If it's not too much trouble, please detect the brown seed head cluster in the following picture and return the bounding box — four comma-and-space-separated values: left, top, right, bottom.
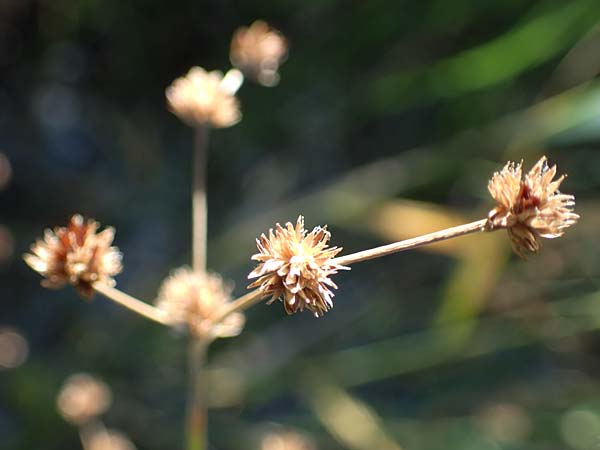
248, 216, 348, 317
486, 156, 579, 257
230, 20, 288, 87
56, 373, 112, 425
155, 267, 245, 339
24, 215, 122, 298
166, 66, 241, 128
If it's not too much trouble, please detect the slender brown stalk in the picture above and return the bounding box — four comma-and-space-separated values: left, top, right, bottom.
193, 125, 210, 272
211, 289, 264, 325
186, 339, 209, 450
92, 282, 170, 325
331, 219, 488, 266
188, 125, 211, 450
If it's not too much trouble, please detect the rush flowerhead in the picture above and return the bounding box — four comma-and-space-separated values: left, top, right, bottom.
155, 267, 245, 339
230, 20, 288, 87
24, 215, 122, 298
486, 156, 579, 257
248, 216, 348, 317
166, 66, 241, 128
56, 373, 112, 425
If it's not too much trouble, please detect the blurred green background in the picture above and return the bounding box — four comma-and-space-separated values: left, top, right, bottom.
2, 0, 600, 449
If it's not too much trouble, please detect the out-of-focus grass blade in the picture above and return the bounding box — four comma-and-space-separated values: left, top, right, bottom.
301, 371, 404, 450
368, 1, 600, 111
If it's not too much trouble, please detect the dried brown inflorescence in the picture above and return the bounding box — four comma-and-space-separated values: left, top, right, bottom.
24, 215, 122, 298
230, 20, 288, 87
248, 216, 348, 317
56, 373, 112, 425
486, 156, 579, 257
155, 267, 245, 339
166, 66, 241, 128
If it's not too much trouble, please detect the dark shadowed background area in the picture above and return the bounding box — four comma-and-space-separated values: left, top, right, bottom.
2, 0, 600, 449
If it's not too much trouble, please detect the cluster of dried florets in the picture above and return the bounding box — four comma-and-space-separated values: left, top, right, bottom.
486, 156, 579, 257
155, 267, 245, 339
166, 20, 287, 129
230, 20, 288, 87
166, 67, 242, 128
23, 215, 122, 299
248, 216, 348, 317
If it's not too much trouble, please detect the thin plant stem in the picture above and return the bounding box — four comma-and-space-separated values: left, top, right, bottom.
188, 125, 211, 450
331, 218, 488, 266
210, 219, 490, 325
186, 339, 209, 450
211, 289, 264, 325
92, 282, 170, 325
193, 125, 210, 273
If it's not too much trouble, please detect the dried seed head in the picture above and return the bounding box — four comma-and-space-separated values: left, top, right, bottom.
88, 430, 137, 450
261, 429, 316, 450
56, 373, 112, 425
166, 66, 241, 128
248, 216, 348, 317
230, 20, 288, 87
155, 267, 245, 339
486, 156, 579, 257
23, 215, 122, 299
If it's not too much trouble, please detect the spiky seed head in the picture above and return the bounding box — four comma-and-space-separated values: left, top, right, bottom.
230, 20, 288, 87
23, 215, 122, 298
248, 216, 348, 317
166, 66, 241, 128
155, 267, 245, 339
486, 156, 579, 257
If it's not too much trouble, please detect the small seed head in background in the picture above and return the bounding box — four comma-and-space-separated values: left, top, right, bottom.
23, 215, 123, 298
56, 373, 112, 425
155, 267, 245, 339
486, 156, 579, 257
248, 216, 348, 317
166, 66, 241, 128
261, 429, 316, 450
230, 20, 288, 87
87, 429, 137, 450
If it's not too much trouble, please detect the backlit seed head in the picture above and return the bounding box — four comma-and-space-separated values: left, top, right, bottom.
166, 66, 241, 128
56, 373, 112, 425
24, 215, 122, 299
248, 216, 348, 317
486, 156, 579, 257
155, 267, 245, 339
230, 20, 288, 87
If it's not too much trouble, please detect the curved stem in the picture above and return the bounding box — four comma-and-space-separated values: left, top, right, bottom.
331, 219, 488, 266
211, 289, 264, 325
92, 283, 170, 325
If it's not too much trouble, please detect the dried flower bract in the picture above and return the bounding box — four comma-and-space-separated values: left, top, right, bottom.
155, 267, 245, 339
166, 66, 241, 128
24, 215, 122, 298
486, 156, 579, 257
56, 373, 112, 425
248, 216, 348, 317
230, 20, 288, 87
